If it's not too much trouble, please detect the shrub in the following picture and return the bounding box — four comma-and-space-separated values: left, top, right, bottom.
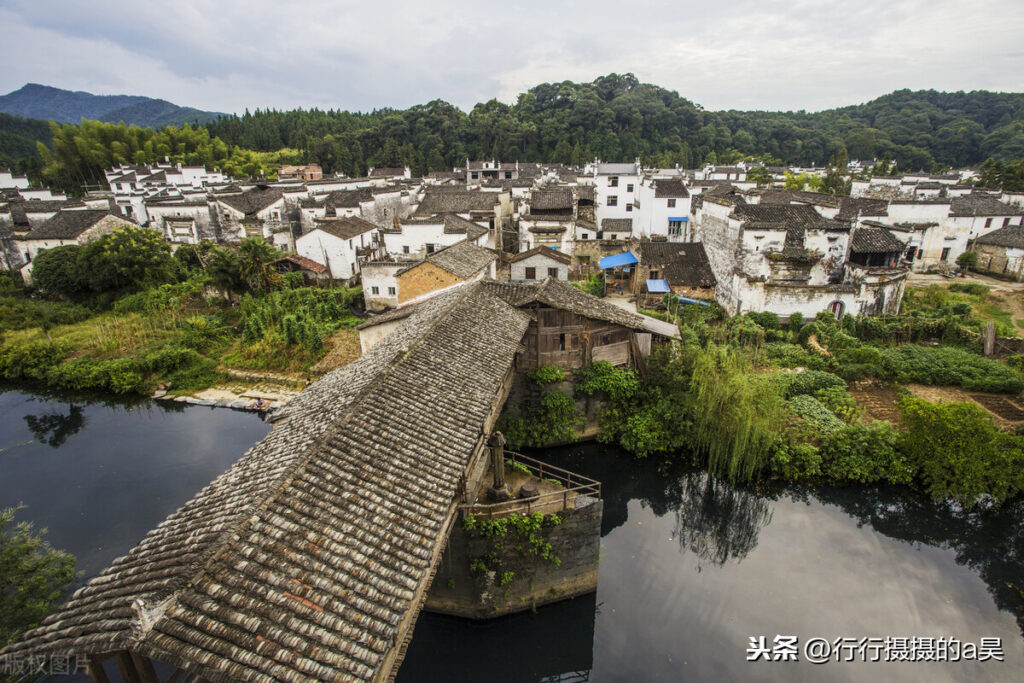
787, 312, 804, 332
787, 395, 845, 434
814, 385, 860, 423
948, 282, 989, 295
770, 441, 822, 481
0, 296, 93, 330
764, 342, 828, 370
880, 345, 1023, 393
574, 361, 639, 404
898, 396, 1024, 505
529, 365, 564, 386
820, 422, 912, 484
746, 311, 780, 330
783, 370, 846, 399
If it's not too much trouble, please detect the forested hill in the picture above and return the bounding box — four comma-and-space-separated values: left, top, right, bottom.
0, 83, 225, 127
4, 75, 1024, 190
201, 75, 1024, 175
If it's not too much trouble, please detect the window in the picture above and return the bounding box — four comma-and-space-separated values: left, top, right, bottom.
471, 172, 479, 180
558, 333, 566, 351
667, 198, 676, 208
985, 218, 993, 228
525, 266, 536, 280
626, 183, 634, 193
626, 204, 633, 212
580, 233, 589, 240
1004, 217, 1011, 227
388, 286, 396, 295
649, 270, 660, 280
828, 301, 845, 320
941, 247, 951, 261
402, 245, 410, 254
505, 171, 512, 179
426, 243, 435, 254
371, 286, 380, 295
609, 176, 619, 187
905, 246, 917, 261
608, 195, 618, 207
668, 219, 683, 237
548, 267, 559, 279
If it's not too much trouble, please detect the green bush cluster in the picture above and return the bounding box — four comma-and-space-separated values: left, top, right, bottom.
0, 340, 219, 395
878, 345, 1023, 393
787, 395, 846, 434
0, 295, 93, 331
529, 365, 565, 386
948, 282, 990, 295
570, 274, 605, 298
782, 370, 846, 399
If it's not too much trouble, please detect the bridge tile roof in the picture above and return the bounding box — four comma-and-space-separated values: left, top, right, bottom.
4, 284, 531, 683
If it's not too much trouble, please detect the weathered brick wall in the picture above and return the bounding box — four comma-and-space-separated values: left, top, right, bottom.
696, 209, 740, 312
397, 262, 461, 303
424, 497, 602, 618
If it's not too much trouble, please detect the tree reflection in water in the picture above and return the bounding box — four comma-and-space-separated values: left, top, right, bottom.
808, 483, 1024, 636
670, 470, 773, 567
23, 404, 86, 448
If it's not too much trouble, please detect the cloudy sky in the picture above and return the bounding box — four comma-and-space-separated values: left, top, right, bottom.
2, 0, 1022, 115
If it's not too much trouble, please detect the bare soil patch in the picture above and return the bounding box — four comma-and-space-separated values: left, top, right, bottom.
848, 382, 903, 423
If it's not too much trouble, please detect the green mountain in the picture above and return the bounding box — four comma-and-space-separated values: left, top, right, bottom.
0, 83, 225, 127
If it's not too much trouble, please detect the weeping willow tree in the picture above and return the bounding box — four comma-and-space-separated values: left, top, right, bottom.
688, 344, 787, 483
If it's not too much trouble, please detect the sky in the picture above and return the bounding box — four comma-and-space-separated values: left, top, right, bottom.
2, 0, 1023, 116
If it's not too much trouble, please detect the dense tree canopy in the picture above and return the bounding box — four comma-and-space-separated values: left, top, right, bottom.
6, 75, 1024, 192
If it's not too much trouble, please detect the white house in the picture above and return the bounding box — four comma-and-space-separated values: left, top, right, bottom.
214, 187, 290, 249
636, 178, 692, 241
18, 210, 135, 282
295, 216, 378, 281
381, 214, 489, 259
507, 246, 571, 282
593, 161, 641, 230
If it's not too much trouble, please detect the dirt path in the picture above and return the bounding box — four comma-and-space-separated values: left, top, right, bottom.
848, 382, 903, 423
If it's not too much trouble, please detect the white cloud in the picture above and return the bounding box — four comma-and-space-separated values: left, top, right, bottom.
1, 0, 1022, 115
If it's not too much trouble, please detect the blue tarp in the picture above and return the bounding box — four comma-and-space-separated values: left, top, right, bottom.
668, 216, 690, 222
646, 279, 671, 293
599, 251, 639, 269
678, 296, 711, 307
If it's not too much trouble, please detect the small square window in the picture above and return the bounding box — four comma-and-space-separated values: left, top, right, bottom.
609, 176, 619, 187
371, 286, 380, 295
626, 183, 634, 193
608, 196, 618, 207
388, 286, 396, 295
548, 267, 559, 279
667, 198, 676, 208
402, 245, 410, 254
626, 204, 633, 212
985, 218, 992, 228
525, 267, 536, 280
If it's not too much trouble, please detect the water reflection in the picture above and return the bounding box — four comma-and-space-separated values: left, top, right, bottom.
804, 484, 1024, 636
23, 403, 86, 448
671, 471, 773, 567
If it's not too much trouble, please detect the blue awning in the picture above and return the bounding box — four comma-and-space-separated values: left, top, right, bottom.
646, 279, 671, 293
668, 216, 690, 222
599, 251, 639, 269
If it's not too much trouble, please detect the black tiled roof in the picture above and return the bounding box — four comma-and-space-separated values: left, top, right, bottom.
976, 224, 1024, 249
637, 241, 715, 287
653, 179, 689, 198
850, 225, 905, 254
216, 187, 284, 216
23, 210, 127, 240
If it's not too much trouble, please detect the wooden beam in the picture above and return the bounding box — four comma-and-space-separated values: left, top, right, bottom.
129, 652, 159, 683
163, 669, 188, 683
86, 658, 110, 683
114, 651, 141, 683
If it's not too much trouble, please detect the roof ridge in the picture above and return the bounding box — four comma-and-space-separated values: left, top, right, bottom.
145, 283, 492, 640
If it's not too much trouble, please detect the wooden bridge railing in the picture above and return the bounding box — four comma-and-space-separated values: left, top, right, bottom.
458, 450, 601, 520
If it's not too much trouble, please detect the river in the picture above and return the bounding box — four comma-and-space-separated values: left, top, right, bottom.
1, 389, 1021, 681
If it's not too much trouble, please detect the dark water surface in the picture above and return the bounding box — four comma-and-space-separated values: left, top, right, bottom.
1, 390, 1021, 682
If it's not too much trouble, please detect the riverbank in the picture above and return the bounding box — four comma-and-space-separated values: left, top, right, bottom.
0, 275, 364, 400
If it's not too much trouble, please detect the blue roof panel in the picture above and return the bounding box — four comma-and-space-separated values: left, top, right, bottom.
646, 279, 671, 293
599, 251, 639, 269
